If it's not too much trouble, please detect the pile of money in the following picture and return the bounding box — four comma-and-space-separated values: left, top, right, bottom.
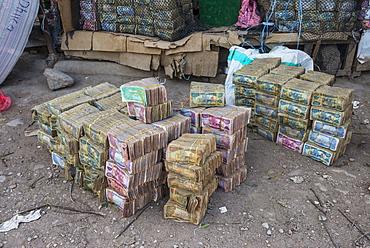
303, 84, 354, 165
164, 134, 220, 225
32, 82, 142, 202
217, 165, 248, 193
233, 64, 270, 112
189, 82, 225, 108
120, 77, 167, 107
200, 106, 249, 192
300, 70, 335, 86
58, 103, 101, 139
253, 72, 292, 140
46, 88, 94, 115
105, 119, 169, 216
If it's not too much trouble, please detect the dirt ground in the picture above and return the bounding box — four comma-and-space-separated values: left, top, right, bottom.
0, 52, 369, 248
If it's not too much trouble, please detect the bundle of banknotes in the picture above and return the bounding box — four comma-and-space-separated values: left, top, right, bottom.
151, 113, 191, 143
107, 120, 168, 161
280, 78, 322, 105
164, 134, 220, 225
120, 77, 167, 107
127, 100, 173, 123
217, 165, 248, 192
84, 82, 119, 100
300, 70, 335, 86
189, 82, 225, 108
270, 64, 306, 78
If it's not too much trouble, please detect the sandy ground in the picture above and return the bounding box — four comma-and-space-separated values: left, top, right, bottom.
0, 52, 369, 248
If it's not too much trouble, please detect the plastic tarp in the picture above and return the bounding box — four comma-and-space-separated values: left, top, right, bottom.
0, 1, 39, 84
357, 30, 370, 64
225, 46, 314, 105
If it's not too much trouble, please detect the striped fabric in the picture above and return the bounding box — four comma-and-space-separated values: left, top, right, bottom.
0, 1, 39, 84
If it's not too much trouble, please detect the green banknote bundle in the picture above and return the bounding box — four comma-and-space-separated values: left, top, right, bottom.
300, 71, 335, 86
280, 78, 322, 105
120, 77, 167, 107
312, 86, 354, 111
270, 64, 305, 78
190, 82, 225, 107
255, 73, 292, 96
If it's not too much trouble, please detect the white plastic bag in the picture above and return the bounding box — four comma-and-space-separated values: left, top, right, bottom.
225, 46, 314, 105
357, 30, 370, 64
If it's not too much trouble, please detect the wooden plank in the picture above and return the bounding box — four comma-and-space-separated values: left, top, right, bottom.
337, 43, 357, 77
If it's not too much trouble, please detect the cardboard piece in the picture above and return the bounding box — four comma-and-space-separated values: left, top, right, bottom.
61, 31, 93, 51
127, 37, 162, 55
67, 51, 120, 63
93, 32, 127, 52
184, 50, 219, 77
58, 0, 74, 33
119, 53, 152, 71
164, 32, 203, 55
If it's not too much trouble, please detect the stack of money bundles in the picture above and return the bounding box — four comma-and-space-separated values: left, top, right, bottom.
254, 73, 293, 141
121, 77, 172, 123
190, 82, 225, 108
276, 78, 322, 151
106, 119, 168, 216
33, 83, 134, 200
300, 71, 336, 86
81, 109, 130, 201
233, 59, 282, 125
201, 105, 250, 191
303, 86, 354, 165
233, 64, 269, 115
173, 99, 205, 134
164, 134, 221, 225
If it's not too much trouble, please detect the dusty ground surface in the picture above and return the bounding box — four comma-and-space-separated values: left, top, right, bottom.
0, 52, 369, 248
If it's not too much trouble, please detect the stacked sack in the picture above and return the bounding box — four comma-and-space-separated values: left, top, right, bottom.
80, 0, 99, 31
303, 84, 354, 166
32, 82, 129, 201
106, 119, 168, 216
164, 134, 221, 225
149, 0, 186, 41
81, 0, 188, 41
200, 106, 250, 192
233, 58, 281, 126
121, 78, 173, 124
273, 0, 360, 33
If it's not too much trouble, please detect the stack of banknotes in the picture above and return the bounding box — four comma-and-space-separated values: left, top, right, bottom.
164, 134, 220, 225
